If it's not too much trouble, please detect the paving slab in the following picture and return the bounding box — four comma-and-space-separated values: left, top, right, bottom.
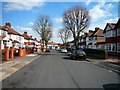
0, 53, 41, 81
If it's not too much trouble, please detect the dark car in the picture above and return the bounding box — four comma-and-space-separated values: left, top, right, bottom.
70, 50, 86, 60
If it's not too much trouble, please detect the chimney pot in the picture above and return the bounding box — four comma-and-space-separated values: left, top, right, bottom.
95, 27, 99, 31
5, 22, 11, 27
24, 32, 27, 34
30, 36, 32, 38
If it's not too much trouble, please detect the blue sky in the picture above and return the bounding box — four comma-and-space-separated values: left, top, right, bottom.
1, 1, 119, 43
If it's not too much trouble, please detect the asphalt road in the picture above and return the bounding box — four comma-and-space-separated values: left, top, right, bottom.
2, 50, 120, 88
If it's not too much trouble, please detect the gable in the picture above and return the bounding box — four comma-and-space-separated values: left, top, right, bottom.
106, 25, 111, 31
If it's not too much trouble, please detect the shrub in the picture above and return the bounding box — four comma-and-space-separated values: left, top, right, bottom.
83, 48, 107, 59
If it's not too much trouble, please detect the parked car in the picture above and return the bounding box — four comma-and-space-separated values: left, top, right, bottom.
61, 49, 67, 53
70, 50, 86, 60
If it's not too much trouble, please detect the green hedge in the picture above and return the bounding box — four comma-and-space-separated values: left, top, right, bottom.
83, 48, 107, 59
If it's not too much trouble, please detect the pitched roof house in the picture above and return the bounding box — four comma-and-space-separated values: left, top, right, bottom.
4, 23, 25, 48
103, 20, 118, 53
104, 18, 120, 53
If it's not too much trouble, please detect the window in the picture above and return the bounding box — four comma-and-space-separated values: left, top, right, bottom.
117, 28, 120, 36
112, 30, 116, 37
107, 44, 116, 52
112, 44, 116, 51
1, 31, 7, 36
117, 43, 120, 52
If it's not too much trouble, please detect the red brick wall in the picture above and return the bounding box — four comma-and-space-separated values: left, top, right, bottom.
117, 36, 120, 43
106, 37, 117, 43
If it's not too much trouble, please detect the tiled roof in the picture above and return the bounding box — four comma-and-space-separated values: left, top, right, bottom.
88, 32, 93, 37
3, 26, 22, 36
22, 34, 31, 40
93, 29, 104, 36
29, 36, 34, 40
13, 40, 20, 43
48, 41, 54, 45
0, 26, 8, 31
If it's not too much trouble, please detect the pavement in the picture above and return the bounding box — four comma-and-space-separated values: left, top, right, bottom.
0, 53, 41, 81
2, 50, 120, 88
86, 58, 120, 74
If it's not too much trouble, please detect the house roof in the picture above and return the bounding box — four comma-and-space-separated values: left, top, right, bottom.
93, 28, 104, 37
48, 41, 54, 45
2, 26, 22, 36
22, 33, 31, 40
13, 40, 20, 43
0, 26, 8, 31
103, 23, 116, 33
87, 32, 93, 37
29, 36, 34, 40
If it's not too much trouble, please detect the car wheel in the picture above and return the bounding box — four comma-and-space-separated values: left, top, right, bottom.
73, 56, 75, 60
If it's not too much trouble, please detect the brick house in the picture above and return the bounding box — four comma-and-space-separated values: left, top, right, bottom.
90, 27, 105, 49
0, 23, 26, 60
86, 30, 94, 48
0, 26, 9, 50
79, 33, 87, 48
22, 32, 36, 54
103, 18, 120, 53
114, 18, 120, 53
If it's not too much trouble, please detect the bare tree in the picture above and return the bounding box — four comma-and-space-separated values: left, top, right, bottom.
33, 15, 53, 52
58, 28, 71, 48
63, 6, 90, 49
44, 29, 52, 51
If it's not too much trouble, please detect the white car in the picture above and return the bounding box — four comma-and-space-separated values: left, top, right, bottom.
61, 49, 67, 53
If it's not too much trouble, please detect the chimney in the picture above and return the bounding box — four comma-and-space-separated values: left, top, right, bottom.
30, 36, 32, 38
34, 38, 37, 40
95, 27, 99, 31
84, 32, 87, 34
89, 30, 94, 33
5, 22, 11, 27
24, 32, 27, 35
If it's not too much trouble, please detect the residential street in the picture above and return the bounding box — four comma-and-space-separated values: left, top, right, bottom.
2, 50, 120, 88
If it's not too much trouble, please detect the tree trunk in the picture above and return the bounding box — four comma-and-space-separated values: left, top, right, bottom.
42, 40, 44, 52
46, 43, 47, 51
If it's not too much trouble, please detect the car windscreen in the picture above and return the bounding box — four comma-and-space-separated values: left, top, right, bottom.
76, 50, 86, 54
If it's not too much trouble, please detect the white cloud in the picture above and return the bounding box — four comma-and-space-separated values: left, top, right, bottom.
87, 17, 118, 31
14, 26, 40, 39
4, 2, 44, 11
55, 17, 63, 23
85, 0, 91, 5
89, 2, 113, 22
104, 17, 118, 23
15, 26, 32, 31
28, 22, 34, 26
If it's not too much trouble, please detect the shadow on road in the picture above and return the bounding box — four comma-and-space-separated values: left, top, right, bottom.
103, 83, 120, 90
62, 56, 83, 61
41, 53, 54, 55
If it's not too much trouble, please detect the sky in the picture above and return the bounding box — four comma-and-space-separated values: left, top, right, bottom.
1, 0, 119, 43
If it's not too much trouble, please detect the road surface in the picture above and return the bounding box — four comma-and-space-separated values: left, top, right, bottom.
2, 50, 120, 88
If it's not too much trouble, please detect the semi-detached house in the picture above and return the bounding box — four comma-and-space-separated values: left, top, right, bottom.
103, 18, 120, 53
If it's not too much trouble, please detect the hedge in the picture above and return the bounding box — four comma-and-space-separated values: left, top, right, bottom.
83, 48, 108, 59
